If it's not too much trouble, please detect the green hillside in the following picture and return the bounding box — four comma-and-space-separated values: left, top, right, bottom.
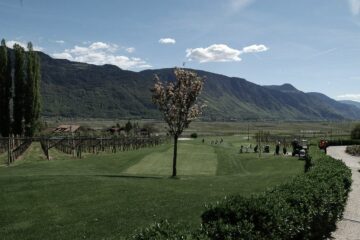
37, 52, 360, 120
340, 100, 360, 109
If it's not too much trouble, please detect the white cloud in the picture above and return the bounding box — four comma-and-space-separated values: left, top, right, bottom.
7, 40, 27, 49
52, 42, 151, 69
348, 0, 360, 15
52, 52, 72, 59
337, 94, 360, 101
186, 44, 242, 63
125, 47, 135, 53
230, 0, 255, 11
55, 40, 65, 44
186, 43, 269, 63
6, 40, 43, 51
89, 42, 118, 52
159, 38, 176, 44
242, 44, 269, 53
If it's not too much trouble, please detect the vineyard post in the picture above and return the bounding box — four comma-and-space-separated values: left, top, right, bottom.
11, 135, 14, 163
72, 129, 75, 157
258, 130, 262, 158
46, 138, 50, 160
7, 137, 11, 165
247, 123, 250, 141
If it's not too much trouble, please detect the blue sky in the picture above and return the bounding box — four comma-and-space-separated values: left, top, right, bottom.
0, 0, 360, 101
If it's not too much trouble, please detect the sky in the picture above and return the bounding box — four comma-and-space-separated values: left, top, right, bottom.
0, 0, 360, 101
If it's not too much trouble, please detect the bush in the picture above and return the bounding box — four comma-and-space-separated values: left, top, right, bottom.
131, 149, 352, 240
190, 133, 198, 138
351, 124, 360, 140
130, 220, 207, 240
201, 150, 351, 239
304, 154, 312, 173
346, 145, 360, 156
327, 139, 360, 146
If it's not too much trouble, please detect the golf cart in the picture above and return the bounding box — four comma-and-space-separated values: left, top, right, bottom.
292, 139, 308, 159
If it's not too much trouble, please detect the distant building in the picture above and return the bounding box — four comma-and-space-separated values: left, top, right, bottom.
53, 125, 81, 134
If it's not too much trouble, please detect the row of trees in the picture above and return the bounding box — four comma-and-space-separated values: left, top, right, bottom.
0, 39, 41, 137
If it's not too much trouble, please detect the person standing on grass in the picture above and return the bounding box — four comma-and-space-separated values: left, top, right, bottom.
275, 141, 280, 155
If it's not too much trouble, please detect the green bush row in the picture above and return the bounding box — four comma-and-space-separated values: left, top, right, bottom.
346, 145, 360, 156
351, 123, 360, 140
327, 139, 360, 146
130, 150, 352, 240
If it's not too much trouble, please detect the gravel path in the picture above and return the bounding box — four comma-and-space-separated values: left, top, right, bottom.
327, 146, 360, 240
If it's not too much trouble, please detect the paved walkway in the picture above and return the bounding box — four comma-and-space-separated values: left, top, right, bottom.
327, 146, 360, 240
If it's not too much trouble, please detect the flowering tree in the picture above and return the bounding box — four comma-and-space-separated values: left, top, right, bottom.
151, 68, 205, 177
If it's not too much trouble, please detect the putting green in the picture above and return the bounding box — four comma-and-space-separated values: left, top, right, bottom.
124, 141, 217, 176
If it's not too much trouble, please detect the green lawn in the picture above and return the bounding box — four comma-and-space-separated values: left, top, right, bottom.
125, 141, 217, 176
0, 136, 304, 240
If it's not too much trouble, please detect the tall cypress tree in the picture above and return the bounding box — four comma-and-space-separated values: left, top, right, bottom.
25, 42, 41, 136
0, 39, 12, 137
13, 44, 26, 136
32, 48, 41, 135
0, 39, 6, 136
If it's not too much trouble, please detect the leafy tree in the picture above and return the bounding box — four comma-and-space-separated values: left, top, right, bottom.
151, 68, 205, 177
351, 123, 360, 140
0, 39, 12, 137
13, 44, 26, 136
24, 42, 41, 136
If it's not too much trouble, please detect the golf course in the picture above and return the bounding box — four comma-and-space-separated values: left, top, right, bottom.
0, 135, 304, 239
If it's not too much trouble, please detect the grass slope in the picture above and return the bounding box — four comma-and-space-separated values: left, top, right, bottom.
0, 137, 304, 239
125, 140, 217, 176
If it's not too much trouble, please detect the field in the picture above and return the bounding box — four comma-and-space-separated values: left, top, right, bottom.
43, 119, 357, 144
1, 120, 356, 239
0, 134, 305, 239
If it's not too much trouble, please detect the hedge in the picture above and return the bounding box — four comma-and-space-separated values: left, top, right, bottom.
131, 150, 352, 240
351, 123, 360, 140
346, 145, 360, 156
327, 139, 360, 146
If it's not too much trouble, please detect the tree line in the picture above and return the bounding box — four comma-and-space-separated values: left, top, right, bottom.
0, 39, 41, 137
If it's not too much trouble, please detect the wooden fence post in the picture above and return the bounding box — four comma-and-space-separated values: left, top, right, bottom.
7, 137, 11, 165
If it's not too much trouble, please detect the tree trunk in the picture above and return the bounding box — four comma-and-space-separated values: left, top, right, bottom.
172, 135, 178, 177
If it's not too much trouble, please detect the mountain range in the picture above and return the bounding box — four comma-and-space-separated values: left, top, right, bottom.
340, 100, 360, 109
37, 51, 360, 121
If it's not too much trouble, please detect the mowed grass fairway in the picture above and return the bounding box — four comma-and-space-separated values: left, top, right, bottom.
125, 141, 217, 176
0, 136, 304, 240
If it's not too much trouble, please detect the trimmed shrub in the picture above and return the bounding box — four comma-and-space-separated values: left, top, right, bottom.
327, 139, 360, 146
190, 133, 198, 138
130, 220, 207, 240
346, 145, 360, 156
351, 124, 360, 140
201, 150, 351, 239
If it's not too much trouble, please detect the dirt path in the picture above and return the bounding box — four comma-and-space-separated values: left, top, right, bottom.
327, 146, 360, 240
